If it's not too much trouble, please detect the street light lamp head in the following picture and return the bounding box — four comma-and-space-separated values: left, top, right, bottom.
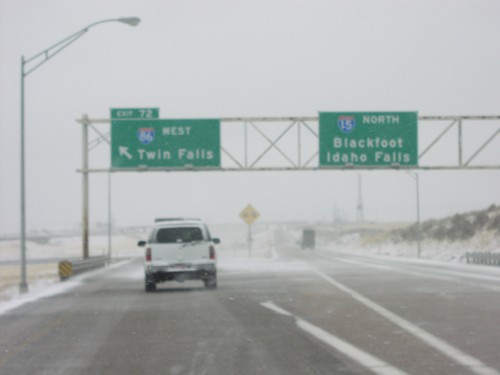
118, 17, 141, 26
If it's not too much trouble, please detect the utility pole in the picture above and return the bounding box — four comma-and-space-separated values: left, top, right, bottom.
356, 174, 364, 222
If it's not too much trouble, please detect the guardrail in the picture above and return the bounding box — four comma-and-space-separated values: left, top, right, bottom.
58, 256, 108, 281
465, 252, 500, 267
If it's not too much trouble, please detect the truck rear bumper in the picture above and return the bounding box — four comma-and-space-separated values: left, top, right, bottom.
146, 264, 216, 283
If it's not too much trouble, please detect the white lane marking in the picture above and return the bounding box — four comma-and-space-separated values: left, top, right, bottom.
322, 255, 500, 292
261, 301, 411, 375
412, 267, 500, 283
322, 248, 500, 277
310, 268, 500, 375
335, 257, 455, 280
261, 301, 293, 316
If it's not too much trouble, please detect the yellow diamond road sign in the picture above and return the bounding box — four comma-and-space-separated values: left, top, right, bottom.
240, 204, 260, 225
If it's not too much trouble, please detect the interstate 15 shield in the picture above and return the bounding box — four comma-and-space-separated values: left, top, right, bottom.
337, 116, 356, 134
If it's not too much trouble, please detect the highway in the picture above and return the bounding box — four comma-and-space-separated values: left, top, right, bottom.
1, 229, 500, 375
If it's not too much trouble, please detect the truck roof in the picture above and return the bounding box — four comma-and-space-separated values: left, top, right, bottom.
154, 217, 201, 223
153, 220, 205, 228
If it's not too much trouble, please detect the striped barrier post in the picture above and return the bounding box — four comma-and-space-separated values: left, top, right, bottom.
58, 261, 73, 281
58, 256, 107, 281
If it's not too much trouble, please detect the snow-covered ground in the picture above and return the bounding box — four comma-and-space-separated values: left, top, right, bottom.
0, 259, 133, 315
0, 233, 143, 304
340, 235, 500, 263
287, 224, 500, 263
0, 234, 144, 262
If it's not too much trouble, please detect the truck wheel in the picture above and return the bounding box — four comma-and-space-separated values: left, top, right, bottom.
145, 275, 156, 292
145, 282, 156, 292
204, 275, 217, 289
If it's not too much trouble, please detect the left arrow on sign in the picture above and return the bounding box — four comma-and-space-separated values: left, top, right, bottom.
119, 146, 133, 160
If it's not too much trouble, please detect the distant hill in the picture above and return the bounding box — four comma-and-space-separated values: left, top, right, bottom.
393, 204, 500, 243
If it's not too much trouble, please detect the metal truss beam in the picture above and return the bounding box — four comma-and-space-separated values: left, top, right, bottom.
77, 115, 500, 172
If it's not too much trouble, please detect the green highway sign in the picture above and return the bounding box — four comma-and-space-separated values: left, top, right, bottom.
319, 112, 418, 167
111, 119, 220, 168
111, 107, 159, 119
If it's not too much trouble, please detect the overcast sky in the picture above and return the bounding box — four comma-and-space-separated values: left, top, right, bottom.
1, 0, 499, 234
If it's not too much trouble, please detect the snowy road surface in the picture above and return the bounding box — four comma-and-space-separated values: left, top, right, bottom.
1, 230, 500, 375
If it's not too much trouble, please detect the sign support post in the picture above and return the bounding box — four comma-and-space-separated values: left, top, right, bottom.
248, 224, 253, 258
240, 204, 260, 258
416, 172, 421, 258
107, 171, 111, 263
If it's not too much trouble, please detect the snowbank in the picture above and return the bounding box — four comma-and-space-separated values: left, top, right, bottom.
288, 223, 500, 263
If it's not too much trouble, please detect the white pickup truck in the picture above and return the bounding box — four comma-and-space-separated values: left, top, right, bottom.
138, 219, 220, 292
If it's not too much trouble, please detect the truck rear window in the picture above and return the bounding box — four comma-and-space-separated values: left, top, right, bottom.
155, 227, 204, 243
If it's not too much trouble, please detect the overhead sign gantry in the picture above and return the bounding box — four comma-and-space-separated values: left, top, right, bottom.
80, 111, 500, 172
77, 110, 500, 259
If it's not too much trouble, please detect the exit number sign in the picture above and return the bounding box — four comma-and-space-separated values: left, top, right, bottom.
111, 108, 159, 119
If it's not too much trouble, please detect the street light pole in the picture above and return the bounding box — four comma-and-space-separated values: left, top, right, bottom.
19, 17, 140, 293
19, 56, 27, 293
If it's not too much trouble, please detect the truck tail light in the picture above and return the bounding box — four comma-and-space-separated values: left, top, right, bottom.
209, 245, 216, 260
146, 247, 152, 262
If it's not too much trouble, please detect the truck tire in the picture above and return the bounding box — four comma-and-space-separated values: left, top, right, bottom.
145, 274, 156, 292
204, 275, 217, 289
